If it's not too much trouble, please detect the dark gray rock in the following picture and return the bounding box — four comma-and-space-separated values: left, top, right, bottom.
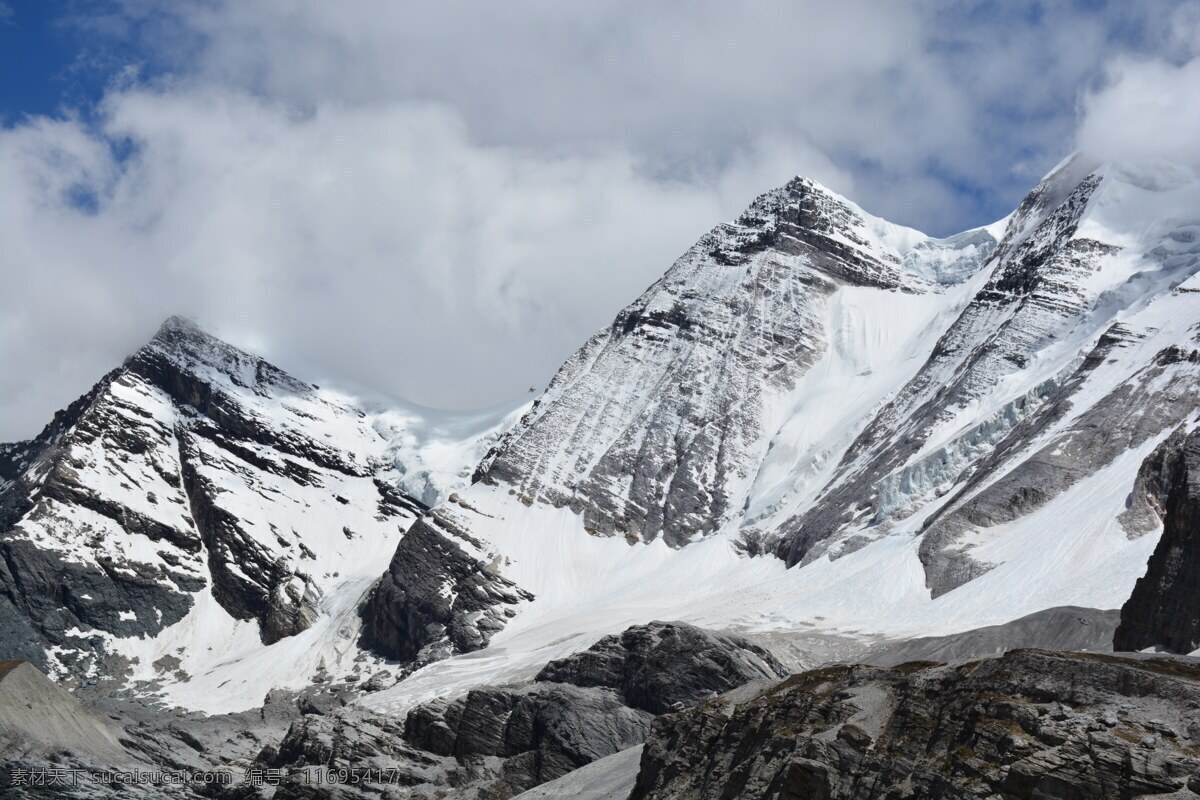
260, 621, 787, 800
0, 534, 197, 676
1119, 424, 1189, 535
629, 649, 1200, 800
401, 683, 652, 796
535, 620, 788, 714
359, 510, 533, 663
1115, 427, 1200, 654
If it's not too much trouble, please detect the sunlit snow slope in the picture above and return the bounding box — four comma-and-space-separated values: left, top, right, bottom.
363, 156, 1200, 711
0, 318, 523, 711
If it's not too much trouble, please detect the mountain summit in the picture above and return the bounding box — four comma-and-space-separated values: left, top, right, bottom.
475, 176, 995, 548
0, 318, 521, 710
361, 156, 1200, 700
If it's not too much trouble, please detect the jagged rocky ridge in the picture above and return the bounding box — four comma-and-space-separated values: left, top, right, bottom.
630, 649, 1200, 800
763, 158, 1200, 595
236, 622, 786, 800
362, 155, 1200, 670
0, 317, 518, 705
474, 176, 967, 548
1115, 426, 1200, 654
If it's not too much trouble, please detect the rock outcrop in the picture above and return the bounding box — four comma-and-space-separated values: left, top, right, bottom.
260, 622, 787, 799
358, 508, 534, 663
630, 649, 1200, 800
534, 621, 787, 714
1115, 426, 1200, 654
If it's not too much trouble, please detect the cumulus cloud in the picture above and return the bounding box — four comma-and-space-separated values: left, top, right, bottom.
1, 0, 1197, 439
1077, 56, 1200, 170
79, 0, 1188, 229
0, 87, 849, 436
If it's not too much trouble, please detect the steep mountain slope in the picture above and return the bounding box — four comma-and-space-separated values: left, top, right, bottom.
475, 176, 993, 547
776, 157, 1200, 596
1115, 426, 1200, 654
361, 156, 1200, 706
0, 318, 520, 712
0, 659, 129, 764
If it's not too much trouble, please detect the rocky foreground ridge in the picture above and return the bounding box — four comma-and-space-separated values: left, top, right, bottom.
258, 622, 785, 799
0, 622, 786, 799
10, 621, 1200, 799
631, 649, 1200, 800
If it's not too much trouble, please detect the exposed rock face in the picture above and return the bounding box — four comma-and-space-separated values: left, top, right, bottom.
630, 649, 1200, 800
0, 316, 426, 683
401, 682, 653, 796
734, 158, 1200, 605
917, 338, 1200, 596
775, 160, 1169, 582
1115, 427, 1200, 654
359, 508, 534, 663
262, 703, 446, 796
474, 178, 975, 548
260, 622, 787, 799
534, 621, 788, 714
441, 156, 1200, 629
1119, 424, 1190, 536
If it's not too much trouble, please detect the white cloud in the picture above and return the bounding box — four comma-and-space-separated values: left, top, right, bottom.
1, 0, 1197, 439
90, 0, 1161, 230
0, 88, 851, 436
1077, 55, 1200, 170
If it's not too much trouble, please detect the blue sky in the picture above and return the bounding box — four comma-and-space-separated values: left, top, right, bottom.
0, 3, 67, 119
0, 2, 132, 120
4, 0, 1188, 230
1, 0, 1198, 438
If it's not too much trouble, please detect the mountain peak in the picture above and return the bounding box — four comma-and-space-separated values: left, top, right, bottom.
147, 314, 233, 356
134, 315, 310, 397
155, 314, 204, 337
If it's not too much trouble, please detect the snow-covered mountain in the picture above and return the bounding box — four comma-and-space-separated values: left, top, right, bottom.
773, 156, 1200, 595
4, 155, 1199, 722
360, 155, 1200, 712
0, 317, 523, 710
474, 174, 994, 547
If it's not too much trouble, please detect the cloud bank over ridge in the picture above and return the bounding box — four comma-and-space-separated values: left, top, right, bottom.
1, 0, 1197, 439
